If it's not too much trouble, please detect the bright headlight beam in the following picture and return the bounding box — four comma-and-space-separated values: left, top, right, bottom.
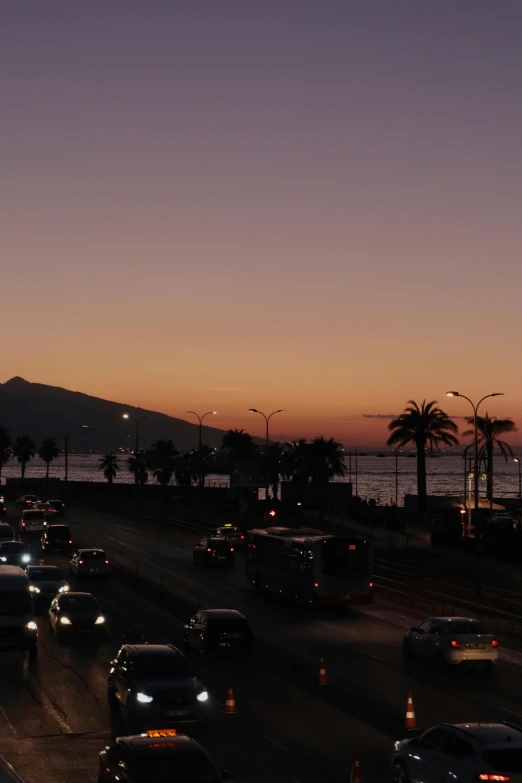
136, 692, 153, 703
196, 690, 209, 703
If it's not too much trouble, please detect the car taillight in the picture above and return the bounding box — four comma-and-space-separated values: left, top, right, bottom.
476, 775, 511, 781
241, 535, 245, 540
450, 640, 461, 648
207, 548, 212, 552
230, 547, 234, 552
69, 540, 72, 544
492, 639, 499, 647
369, 582, 373, 587
79, 560, 84, 564
105, 560, 109, 564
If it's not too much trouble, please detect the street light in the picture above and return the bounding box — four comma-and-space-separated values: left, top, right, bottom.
248, 408, 285, 500
122, 413, 148, 452
185, 411, 217, 452
514, 459, 521, 521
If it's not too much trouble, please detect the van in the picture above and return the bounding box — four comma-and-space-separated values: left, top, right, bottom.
0, 567, 37, 657
19, 510, 47, 536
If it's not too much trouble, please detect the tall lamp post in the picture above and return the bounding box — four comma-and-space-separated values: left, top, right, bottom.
186, 411, 217, 452
249, 408, 285, 501
122, 413, 148, 453
514, 458, 521, 524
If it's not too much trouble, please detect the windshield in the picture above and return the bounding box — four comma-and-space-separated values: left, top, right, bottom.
81, 551, 105, 559
24, 511, 45, 520
133, 655, 194, 680
447, 620, 488, 635
28, 568, 62, 581
60, 596, 99, 612
0, 543, 24, 552
0, 590, 31, 614
321, 538, 370, 577
136, 755, 219, 782
483, 749, 522, 773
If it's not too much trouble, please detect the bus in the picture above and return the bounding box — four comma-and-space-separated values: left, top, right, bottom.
245, 527, 373, 605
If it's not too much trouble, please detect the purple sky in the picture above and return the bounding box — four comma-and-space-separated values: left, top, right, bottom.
2, 1, 521, 445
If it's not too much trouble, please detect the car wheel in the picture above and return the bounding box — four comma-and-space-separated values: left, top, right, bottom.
402, 639, 414, 660
392, 761, 409, 783
434, 651, 448, 672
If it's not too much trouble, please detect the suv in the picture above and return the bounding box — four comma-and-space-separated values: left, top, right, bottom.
392, 722, 522, 782
20, 509, 47, 535
215, 526, 245, 548
403, 616, 498, 673
108, 644, 216, 733
183, 609, 254, 659
41, 525, 72, 553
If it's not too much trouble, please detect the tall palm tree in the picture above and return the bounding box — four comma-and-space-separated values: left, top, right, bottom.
99, 451, 119, 484
38, 436, 60, 491
463, 414, 518, 501
147, 439, 178, 487
191, 445, 214, 488
0, 426, 12, 485
12, 435, 36, 488
387, 400, 459, 513
221, 429, 257, 462
174, 452, 196, 488
306, 437, 346, 485
127, 450, 148, 485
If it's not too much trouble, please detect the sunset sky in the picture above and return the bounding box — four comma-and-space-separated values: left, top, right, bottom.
2, 1, 521, 446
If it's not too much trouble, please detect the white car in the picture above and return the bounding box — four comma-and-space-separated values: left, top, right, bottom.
403, 616, 498, 673
392, 722, 522, 783
69, 548, 111, 578
25, 565, 70, 600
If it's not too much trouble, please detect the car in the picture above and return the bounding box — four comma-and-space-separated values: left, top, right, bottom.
0, 566, 38, 657
41, 525, 73, 553
215, 525, 245, 548
19, 509, 48, 536
107, 644, 217, 733
0, 524, 14, 542
32, 502, 57, 517
403, 616, 499, 673
98, 730, 230, 783
392, 722, 522, 783
25, 565, 70, 601
49, 592, 105, 642
16, 494, 41, 509
193, 537, 235, 568
0, 541, 32, 567
46, 499, 65, 516
183, 609, 254, 659
69, 548, 111, 578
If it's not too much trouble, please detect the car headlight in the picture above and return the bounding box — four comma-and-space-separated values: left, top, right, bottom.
29, 585, 41, 594
22, 554, 31, 563
196, 690, 209, 703
1, 557, 6, 562
26, 621, 37, 631
394, 741, 401, 751
58, 585, 69, 593
136, 692, 153, 704
95, 615, 105, 625
60, 616, 72, 625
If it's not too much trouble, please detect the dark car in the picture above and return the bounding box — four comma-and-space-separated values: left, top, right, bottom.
0, 523, 14, 542
0, 541, 32, 567
19, 509, 48, 536
98, 731, 229, 783
41, 525, 73, 553
16, 494, 41, 509
183, 609, 254, 659
193, 537, 235, 568
46, 499, 65, 516
49, 592, 106, 642
108, 644, 217, 733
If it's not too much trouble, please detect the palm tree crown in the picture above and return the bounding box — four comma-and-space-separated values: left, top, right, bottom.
221, 429, 257, 462
99, 452, 119, 484
0, 426, 12, 482
387, 400, 459, 512
127, 450, 148, 485
147, 439, 178, 487
12, 435, 36, 487
38, 436, 60, 489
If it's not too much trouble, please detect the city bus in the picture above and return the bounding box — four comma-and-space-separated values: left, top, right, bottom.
245, 527, 373, 605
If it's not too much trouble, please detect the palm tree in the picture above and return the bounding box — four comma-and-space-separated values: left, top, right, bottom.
387, 400, 459, 513
12, 435, 36, 488
38, 436, 60, 491
0, 427, 12, 485
265, 442, 284, 499
221, 429, 257, 462
99, 451, 119, 484
306, 437, 346, 485
127, 450, 148, 485
147, 439, 178, 487
174, 452, 195, 488
463, 414, 518, 501
191, 445, 214, 488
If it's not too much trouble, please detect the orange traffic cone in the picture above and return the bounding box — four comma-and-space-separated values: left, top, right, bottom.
350, 756, 362, 783
225, 687, 238, 714
405, 691, 416, 730
318, 656, 328, 685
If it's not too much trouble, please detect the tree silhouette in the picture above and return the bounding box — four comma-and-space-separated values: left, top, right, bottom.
191, 445, 214, 488
0, 427, 12, 485
127, 450, 148, 485
99, 452, 119, 484
174, 452, 198, 488
148, 440, 178, 487
38, 436, 60, 492
221, 429, 257, 462
387, 400, 459, 512
12, 435, 36, 488
463, 414, 518, 501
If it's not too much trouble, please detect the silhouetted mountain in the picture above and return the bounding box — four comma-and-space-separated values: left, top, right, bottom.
0, 377, 228, 452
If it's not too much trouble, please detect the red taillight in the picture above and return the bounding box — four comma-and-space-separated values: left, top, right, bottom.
369, 582, 373, 587
79, 560, 84, 564
69, 540, 72, 544
207, 548, 212, 552
477, 775, 511, 781
230, 547, 234, 552
314, 582, 319, 587
241, 535, 245, 540
450, 640, 461, 648
491, 639, 499, 647
105, 560, 109, 564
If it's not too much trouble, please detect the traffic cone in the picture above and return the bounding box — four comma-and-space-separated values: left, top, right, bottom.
318, 656, 328, 685
39, 559, 44, 565
405, 691, 416, 730
350, 756, 362, 783
225, 687, 238, 714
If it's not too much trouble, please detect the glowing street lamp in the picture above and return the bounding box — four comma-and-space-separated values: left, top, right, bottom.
186, 411, 217, 452
122, 413, 148, 452
249, 408, 285, 499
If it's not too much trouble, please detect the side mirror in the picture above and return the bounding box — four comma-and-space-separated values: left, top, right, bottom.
221, 771, 231, 781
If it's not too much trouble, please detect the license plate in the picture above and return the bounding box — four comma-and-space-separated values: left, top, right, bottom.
218, 556, 226, 560
223, 633, 241, 639
467, 644, 477, 649
165, 709, 188, 717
